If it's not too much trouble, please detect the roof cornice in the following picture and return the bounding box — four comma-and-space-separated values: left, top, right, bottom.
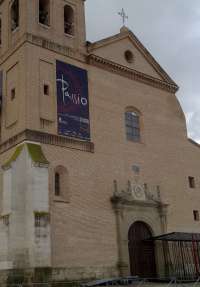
87, 54, 179, 93
188, 138, 200, 148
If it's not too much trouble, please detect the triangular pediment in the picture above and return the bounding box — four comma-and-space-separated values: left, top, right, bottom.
88, 27, 177, 86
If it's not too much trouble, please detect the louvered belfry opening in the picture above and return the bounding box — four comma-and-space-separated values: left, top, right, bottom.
128, 221, 157, 278
64, 5, 74, 35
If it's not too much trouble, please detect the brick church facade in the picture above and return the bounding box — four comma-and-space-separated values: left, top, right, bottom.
0, 0, 200, 283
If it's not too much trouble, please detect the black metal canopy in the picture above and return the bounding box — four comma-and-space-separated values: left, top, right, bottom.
149, 232, 200, 242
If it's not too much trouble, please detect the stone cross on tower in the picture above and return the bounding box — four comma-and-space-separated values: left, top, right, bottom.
118, 8, 128, 26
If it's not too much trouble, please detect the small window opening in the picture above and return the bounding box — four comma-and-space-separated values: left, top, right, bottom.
40, 118, 52, 129
193, 210, 199, 221
39, 0, 50, 26
125, 50, 134, 63
44, 84, 49, 96
64, 5, 74, 35
55, 172, 60, 196
35, 213, 49, 227
11, 88, 16, 101
54, 166, 70, 202
11, 0, 19, 32
188, 176, 195, 188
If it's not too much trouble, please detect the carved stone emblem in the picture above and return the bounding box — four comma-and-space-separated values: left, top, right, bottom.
132, 184, 146, 201
112, 180, 162, 203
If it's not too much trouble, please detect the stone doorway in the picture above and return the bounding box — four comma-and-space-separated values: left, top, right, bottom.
128, 221, 157, 278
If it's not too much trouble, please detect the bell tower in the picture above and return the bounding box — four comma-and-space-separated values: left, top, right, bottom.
0, 0, 87, 144
0, 0, 89, 280
27, 0, 87, 51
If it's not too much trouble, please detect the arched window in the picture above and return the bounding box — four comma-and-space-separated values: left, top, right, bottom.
125, 108, 141, 142
39, 0, 50, 26
64, 5, 74, 35
55, 172, 60, 196
11, 0, 19, 32
54, 166, 70, 201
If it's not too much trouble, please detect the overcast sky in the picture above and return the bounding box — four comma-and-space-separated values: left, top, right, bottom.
85, 0, 200, 143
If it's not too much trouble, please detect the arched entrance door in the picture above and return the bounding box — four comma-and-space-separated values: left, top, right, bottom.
128, 221, 156, 278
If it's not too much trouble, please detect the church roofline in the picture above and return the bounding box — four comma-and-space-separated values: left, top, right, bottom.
188, 138, 200, 148
88, 26, 178, 89
87, 54, 179, 93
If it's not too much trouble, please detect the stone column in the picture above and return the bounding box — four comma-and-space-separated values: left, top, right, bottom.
113, 203, 129, 277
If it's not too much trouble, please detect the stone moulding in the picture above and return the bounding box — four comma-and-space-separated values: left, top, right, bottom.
0, 129, 94, 155
26, 33, 86, 62
0, 32, 86, 67
87, 54, 179, 93
2, 144, 24, 169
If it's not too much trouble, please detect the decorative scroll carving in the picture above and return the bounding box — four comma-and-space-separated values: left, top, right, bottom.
112, 180, 162, 203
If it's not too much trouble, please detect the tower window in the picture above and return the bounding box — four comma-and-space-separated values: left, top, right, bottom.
39, 0, 50, 26
125, 109, 141, 142
55, 172, 60, 196
11, 0, 19, 32
64, 5, 74, 35
193, 210, 199, 221
43, 84, 49, 96
11, 88, 16, 101
188, 176, 195, 188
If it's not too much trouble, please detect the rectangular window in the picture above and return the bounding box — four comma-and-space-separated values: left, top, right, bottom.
11, 88, 16, 100
43, 84, 49, 96
188, 176, 195, 188
193, 210, 199, 221
40, 118, 52, 129
35, 213, 49, 227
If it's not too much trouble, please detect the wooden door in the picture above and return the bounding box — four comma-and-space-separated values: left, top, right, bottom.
128, 221, 156, 278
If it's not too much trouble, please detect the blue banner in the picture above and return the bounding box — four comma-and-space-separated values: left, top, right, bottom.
56, 61, 90, 140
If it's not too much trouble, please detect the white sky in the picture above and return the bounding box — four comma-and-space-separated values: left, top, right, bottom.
85, 0, 200, 143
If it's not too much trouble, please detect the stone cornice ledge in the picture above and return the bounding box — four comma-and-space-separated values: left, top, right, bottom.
87, 54, 179, 93
0, 129, 94, 154
111, 196, 168, 209
26, 33, 86, 62
0, 33, 87, 66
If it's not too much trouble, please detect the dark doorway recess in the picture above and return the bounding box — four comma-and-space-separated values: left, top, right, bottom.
128, 221, 157, 278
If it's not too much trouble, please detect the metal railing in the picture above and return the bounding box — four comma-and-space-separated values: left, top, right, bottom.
4, 277, 200, 287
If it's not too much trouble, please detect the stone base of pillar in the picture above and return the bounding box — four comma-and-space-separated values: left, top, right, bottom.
117, 261, 129, 277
